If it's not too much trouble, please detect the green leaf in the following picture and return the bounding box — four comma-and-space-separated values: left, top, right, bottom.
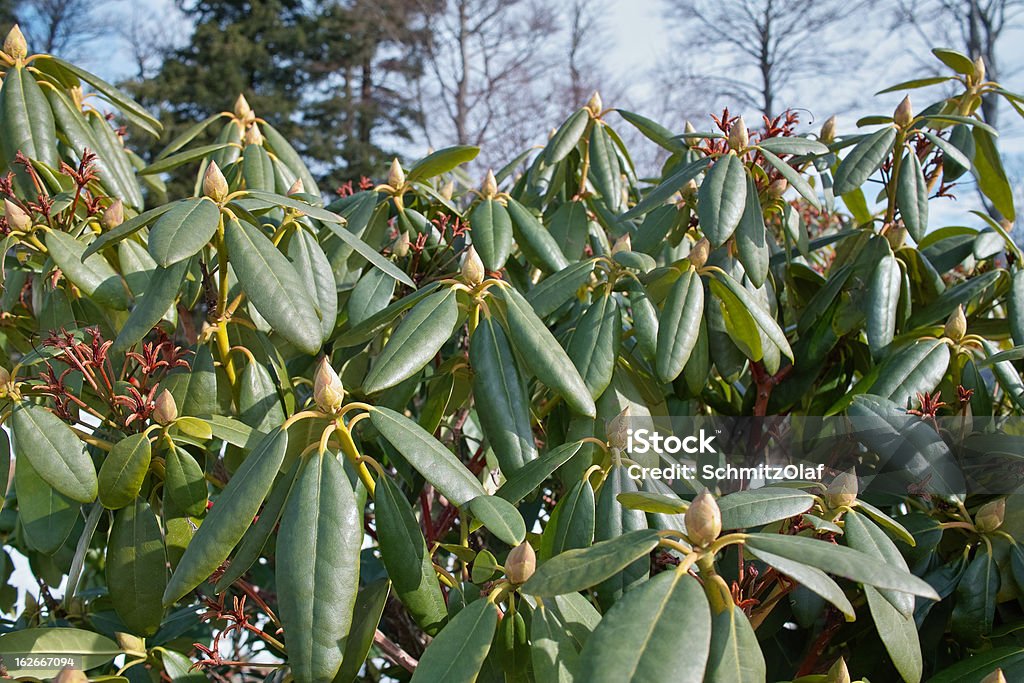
288, 228, 338, 342
15, 451, 79, 554
864, 585, 922, 683
921, 130, 972, 170
656, 267, 704, 382
709, 271, 792, 360
261, 122, 318, 195
567, 294, 620, 398
759, 147, 821, 209
744, 534, 940, 598
375, 476, 447, 635
407, 145, 479, 182
496, 441, 583, 504
370, 407, 486, 506
623, 158, 706, 219
471, 316, 538, 473
545, 479, 596, 560
844, 510, 914, 617
470, 198, 514, 271
744, 545, 855, 619
928, 646, 1024, 683
525, 259, 596, 317
334, 580, 392, 683
83, 204, 175, 260
951, 550, 999, 642
237, 359, 285, 434
869, 339, 950, 407
363, 288, 458, 393
113, 257, 190, 353
615, 109, 685, 152
706, 606, 766, 683
164, 444, 208, 517
0, 628, 120, 678
972, 127, 1016, 221
225, 218, 323, 355
99, 433, 152, 509
616, 491, 687, 515
876, 76, 953, 94
45, 231, 129, 310
589, 124, 622, 211
506, 198, 570, 274
499, 285, 596, 417
347, 267, 395, 328
897, 152, 929, 241
735, 176, 768, 287
468, 495, 527, 545
522, 529, 660, 596
833, 126, 897, 195
107, 498, 167, 636
548, 200, 590, 261
163, 427, 288, 605
0, 66, 58, 171
577, 570, 711, 683
320, 213, 415, 288
757, 137, 829, 156
531, 601, 583, 682
545, 109, 590, 164
698, 153, 746, 246
339, 281, 441, 348
277, 453, 361, 683
410, 599, 498, 683
866, 252, 901, 358
139, 143, 232, 175
718, 488, 814, 529
12, 403, 97, 503
932, 47, 976, 75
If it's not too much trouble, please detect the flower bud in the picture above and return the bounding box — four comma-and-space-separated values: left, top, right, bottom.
115, 631, 146, 653
202, 161, 229, 202
3, 24, 27, 60
728, 117, 748, 151
52, 668, 88, 683
393, 231, 410, 257
820, 115, 837, 144
981, 669, 1007, 683
102, 199, 124, 229
387, 158, 405, 189
826, 657, 851, 683
683, 120, 697, 147
945, 305, 967, 341
313, 357, 345, 413
243, 123, 263, 147
0, 366, 9, 387
505, 542, 536, 584
606, 407, 631, 450
688, 237, 710, 270
826, 469, 858, 508
768, 178, 788, 199
4, 199, 31, 231
461, 245, 485, 286
885, 224, 907, 250
684, 489, 722, 547
587, 91, 603, 115
976, 498, 1005, 532
440, 179, 455, 201
481, 169, 498, 198
894, 96, 913, 127
973, 56, 986, 84
233, 94, 254, 124
287, 178, 304, 196
153, 389, 178, 425
681, 178, 699, 201
611, 233, 631, 256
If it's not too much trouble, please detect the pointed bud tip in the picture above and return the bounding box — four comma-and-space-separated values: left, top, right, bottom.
611, 232, 632, 256
944, 304, 967, 341
393, 231, 411, 257
587, 90, 603, 114
233, 94, 254, 123
461, 245, 485, 286
243, 124, 263, 146
481, 169, 498, 197
976, 498, 1005, 532
821, 115, 837, 144
3, 24, 27, 60
894, 95, 914, 127
203, 162, 229, 202
826, 469, 858, 508
684, 489, 722, 547
505, 543, 536, 584
981, 669, 1006, 683
287, 178, 304, 196
387, 158, 405, 188
606, 407, 631, 449
313, 357, 346, 413
689, 237, 710, 270
728, 117, 749, 150
826, 657, 851, 683
153, 389, 178, 425
102, 199, 124, 229
4, 199, 30, 231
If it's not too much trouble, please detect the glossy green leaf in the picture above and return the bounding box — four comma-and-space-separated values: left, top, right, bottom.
260, 122, 318, 194
616, 109, 685, 152
735, 176, 768, 287
164, 444, 208, 517
470, 199, 514, 271
99, 433, 152, 509
577, 570, 711, 683
951, 550, 999, 642
566, 294, 620, 398
833, 126, 897, 196
589, 124, 622, 211
866, 252, 901, 358
163, 427, 288, 605
0, 66, 58, 172
972, 127, 1016, 221
82, 204, 175, 260
12, 403, 97, 503
238, 360, 285, 434
0, 628, 119, 678
623, 158, 706, 219
468, 495, 527, 545
522, 529, 660, 596
698, 153, 746, 246
869, 339, 950, 407
225, 218, 322, 355
46, 231, 129, 310
139, 143, 231, 175
531, 600, 583, 682
897, 152, 929, 241
548, 200, 590, 261
545, 109, 589, 164
706, 605, 765, 683
506, 197, 570, 273
15, 452, 79, 554
933, 47, 976, 74
277, 453, 361, 683
709, 271, 792, 360
334, 580, 392, 683
148, 198, 220, 268
525, 259, 596, 317
339, 281, 441, 347
347, 266, 395, 328
363, 288, 458, 393
718, 488, 814, 529
545, 478, 596, 560
928, 646, 1024, 683
471, 316, 537, 473
410, 599, 497, 683
370, 407, 485, 506
107, 498, 167, 636
407, 145, 479, 182
656, 267, 704, 382
375, 475, 447, 635
757, 137, 829, 156
113, 257, 190, 353
287, 228, 337, 342
496, 441, 583, 504
864, 585, 922, 683
499, 285, 596, 417
845, 510, 914, 617
759, 147, 821, 209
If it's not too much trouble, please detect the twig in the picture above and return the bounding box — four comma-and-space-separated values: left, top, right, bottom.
374, 629, 419, 673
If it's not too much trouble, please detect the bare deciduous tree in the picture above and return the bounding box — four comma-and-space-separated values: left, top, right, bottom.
16, 0, 108, 57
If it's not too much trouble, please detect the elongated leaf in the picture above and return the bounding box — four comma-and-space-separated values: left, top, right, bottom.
225, 218, 322, 354
759, 147, 821, 209
164, 444, 207, 517
363, 288, 458, 393
735, 176, 768, 287
0, 66, 58, 170
287, 228, 337, 342
333, 580, 392, 683
260, 122, 318, 195
472, 316, 537, 472
706, 606, 765, 683
833, 126, 897, 196
499, 285, 596, 417
163, 428, 288, 604
83, 204, 175, 259
589, 124, 622, 211
577, 570, 711, 683
470, 198, 514, 271
468, 495, 527, 545
522, 529, 660, 596
697, 154, 746, 246
546, 479, 596, 559
277, 454, 361, 683
526, 259, 596, 317
951, 550, 999, 642
532, 601, 583, 682
744, 534, 939, 598
928, 646, 1024, 683
745, 545, 855, 619
321, 216, 415, 288
921, 130, 971, 170
845, 510, 914, 617
410, 599, 497, 683
758, 137, 829, 156
496, 441, 583, 504
370, 407, 485, 505
897, 152, 929, 241
107, 498, 167, 636
656, 268, 704, 382
623, 158, 706, 219
46, 231, 128, 310
0, 628, 119, 678
972, 127, 1015, 221
545, 109, 589, 164
866, 252, 901, 357
348, 266, 395, 328
15, 452, 79, 554
113, 257, 189, 352
139, 143, 231, 175
99, 433, 152, 509
408, 145, 479, 182
506, 198, 569, 273
615, 109, 685, 152
709, 271, 792, 360
12, 403, 97, 503
718, 488, 814, 529
567, 294, 619, 398
864, 585, 922, 683
869, 339, 950, 407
